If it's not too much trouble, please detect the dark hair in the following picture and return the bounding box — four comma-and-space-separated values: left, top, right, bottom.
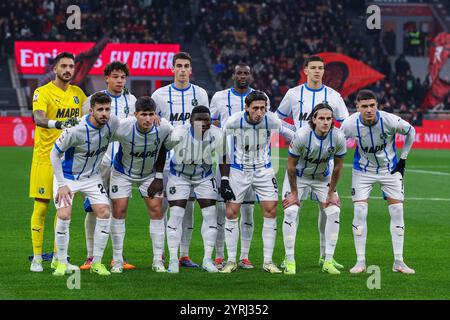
103, 61, 130, 77
308, 102, 334, 130
173, 52, 192, 66
54, 52, 75, 65
135, 96, 156, 112
90, 92, 111, 109
191, 105, 210, 116
303, 55, 324, 68
245, 90, 268, 108
356, 89, 377, 102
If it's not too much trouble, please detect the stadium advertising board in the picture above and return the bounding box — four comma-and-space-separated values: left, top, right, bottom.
14, 41, 180, 76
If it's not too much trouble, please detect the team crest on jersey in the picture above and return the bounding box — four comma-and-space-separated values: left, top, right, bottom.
284, 191, 291, 199
73, 96, 79, 104
169, 186, 176, 195
112, 185, 118, 193
33, 93, 39, 102
351, 188, 355, 196
379, 133, 388, 140
39, 187, 45, 195
191, 99, 198, 106
124, 106, 130, 116
328, 146, 335, 154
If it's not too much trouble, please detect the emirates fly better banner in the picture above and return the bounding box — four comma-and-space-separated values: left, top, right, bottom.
15, 41, 180, 76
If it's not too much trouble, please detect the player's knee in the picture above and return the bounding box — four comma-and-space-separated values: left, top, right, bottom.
284, 205, 299, 221
94, 205, 110, 219
263, 205, 277, 218
323, 205, 340, 216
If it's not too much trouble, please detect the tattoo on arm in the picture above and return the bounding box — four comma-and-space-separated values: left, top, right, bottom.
33, 110, 50, 128
287, 157, 299, 193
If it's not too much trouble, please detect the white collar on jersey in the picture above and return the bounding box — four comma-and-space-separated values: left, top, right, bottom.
359, 111, 380, 127
171, 83, 192, 92
230, 87, 252, 96
304, 83, 324, 92
103, 90, 123, 98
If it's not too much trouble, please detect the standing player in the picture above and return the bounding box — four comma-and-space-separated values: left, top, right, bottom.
29, 52, 86, 272
340, 90, 416, 274
80, 61, 137, 271
164, 106, 223, 273
276, 55, 349, 270
220, 91, 294, 274
282, 103, 347, 275
108, 96, 172, 273
151, 52, 209, 268
50, 92, 120, 276
209, 63, 268, 269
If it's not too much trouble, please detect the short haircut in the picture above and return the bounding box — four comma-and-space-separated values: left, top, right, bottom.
191, 105, 210, 116
135, 96, 156, 112
103, 61, 130, 77
356, 89, 377, 102
308, 102, 334, 130
90, 92, 111, 109
245, 90, 268, 107
173, 52, 192, 66
234, 62, 251, 71
303, 55, 324, 68
54, 52, 75, 65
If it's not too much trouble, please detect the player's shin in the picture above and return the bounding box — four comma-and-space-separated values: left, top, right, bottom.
93, 218, 111, 264
215, 201, 226, 259
324, 205, 340, 261
55, 218, 70, 264
352, 202, 368, 262
167, 206, 184, 261
224, 218, 239, 263
318, 205, 327, 258
388, 203, 405, 262
111, 217, 125, 264
84, 212, 96, 258
180, 201, 194, 257
262, 217, 277, 264
150, 219, 165, 262
239, 203, 254, 260
31, 200, 48, 258
201, 206, 218, 261
282, 205, 299, 261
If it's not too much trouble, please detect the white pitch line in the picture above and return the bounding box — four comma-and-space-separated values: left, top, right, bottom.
272, 157, 450, 176
340, 196, 450, 202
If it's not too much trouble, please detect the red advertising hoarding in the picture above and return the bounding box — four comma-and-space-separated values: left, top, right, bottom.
14, 41, 180, 76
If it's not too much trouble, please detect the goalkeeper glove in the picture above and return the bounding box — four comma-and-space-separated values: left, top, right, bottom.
62, 117, 80, 128
220, 178, 235, 201
391, 158, 406, 177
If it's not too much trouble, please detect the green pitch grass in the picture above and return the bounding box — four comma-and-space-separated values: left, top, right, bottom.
0, 147, 449, 300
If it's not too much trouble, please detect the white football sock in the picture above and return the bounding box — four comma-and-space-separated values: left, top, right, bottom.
215, 201, 226, 259
150, 219, 165, 261
224, 218, 239, 263
263, 217, 277, 264
167, 206, 184, 261
111, 217, 125, 264
353, 202, 368, 262
162, 198, 169, 228
201, 206, 217, 261
282, 205, 299, 261
388, 203, 405, 262
93, 217, 111, 264
318, 205, 327, 258
324, 208, 340, 261
84, 212, 96, 258
180, 200, 194, 257
55, 218, 70, 264
239, 203, 254, 260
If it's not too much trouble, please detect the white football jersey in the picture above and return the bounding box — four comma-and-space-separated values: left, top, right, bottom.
289, 126, 347, 179
341, 110, 413, 174
54, 114, 120, 181
151, 83, 209, 127
224, 111, 283, 170
210, 87, 270, 126
82, 90, 137, 166
276, 84, 349, 129
112, 118, 172, 180
165, 124, 224, 181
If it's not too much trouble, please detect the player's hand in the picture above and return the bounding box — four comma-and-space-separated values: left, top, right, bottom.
391, 158, 406, 177
62, 117, 80, 129
325, 192, 340, 207
56, 185, 73, 207
282, 192, 299, 209
147, 178, 163, 198
149, 114, 161, 127
220, 178, 235, 201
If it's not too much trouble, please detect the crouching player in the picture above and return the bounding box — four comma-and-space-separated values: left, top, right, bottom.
109, 96, 172, 273
282, 103, 347, 275
164, 106, 224, 274
50, 92, 119, 276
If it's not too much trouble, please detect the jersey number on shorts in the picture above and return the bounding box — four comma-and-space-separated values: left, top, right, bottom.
210, 178, 217, 191
97, 184, 106, 194
272, 177, 278, 190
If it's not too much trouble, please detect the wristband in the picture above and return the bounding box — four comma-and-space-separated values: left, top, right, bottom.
155, 172, 164, 179
221, 176, 229, 181
48, 120, 63, 129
